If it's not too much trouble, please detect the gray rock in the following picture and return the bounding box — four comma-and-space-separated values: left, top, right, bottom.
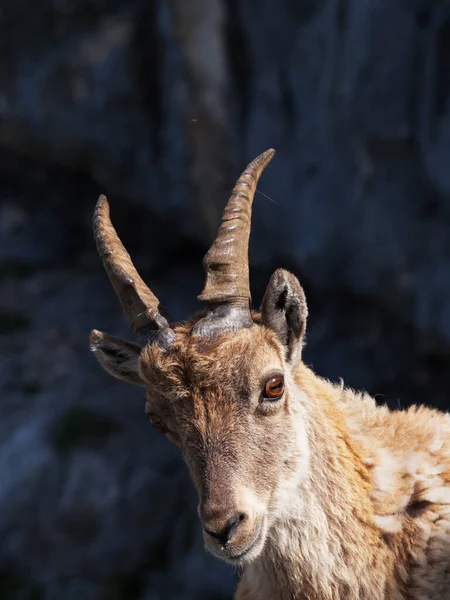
2, 1, 450, 346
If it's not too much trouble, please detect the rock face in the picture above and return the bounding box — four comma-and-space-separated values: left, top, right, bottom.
1, 0, 450, 598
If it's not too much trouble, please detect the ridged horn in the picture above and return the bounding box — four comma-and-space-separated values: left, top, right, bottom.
194, 149, 275, 335
93, 195, 175, 347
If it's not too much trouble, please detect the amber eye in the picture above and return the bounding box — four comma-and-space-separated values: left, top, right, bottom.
148, 414, 167, 433
263, 375, 285, 400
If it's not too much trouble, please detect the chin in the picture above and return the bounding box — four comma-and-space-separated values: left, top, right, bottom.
206, 517, 268, 566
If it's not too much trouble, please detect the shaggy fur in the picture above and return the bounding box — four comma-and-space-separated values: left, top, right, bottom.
91, 150, 450, 598
92, 309, 450, 600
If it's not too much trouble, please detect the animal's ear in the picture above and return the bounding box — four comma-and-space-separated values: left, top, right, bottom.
89, 329, 144, 386
261, 269, 308, 368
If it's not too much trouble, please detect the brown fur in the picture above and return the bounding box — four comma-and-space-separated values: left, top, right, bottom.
92, 309, 450, 599
91, 149, 450, 598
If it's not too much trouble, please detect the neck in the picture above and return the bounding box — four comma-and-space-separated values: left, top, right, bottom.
245, 366, 396, 600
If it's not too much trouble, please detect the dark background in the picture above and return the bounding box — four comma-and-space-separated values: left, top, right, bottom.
1, 1, 450, 598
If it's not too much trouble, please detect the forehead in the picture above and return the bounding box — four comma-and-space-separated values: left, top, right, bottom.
139, 324, 284, 394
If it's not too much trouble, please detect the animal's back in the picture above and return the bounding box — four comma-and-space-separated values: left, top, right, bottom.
343, 389, 450, 599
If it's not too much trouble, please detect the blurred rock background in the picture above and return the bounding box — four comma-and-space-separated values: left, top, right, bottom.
1, 0, 450, 598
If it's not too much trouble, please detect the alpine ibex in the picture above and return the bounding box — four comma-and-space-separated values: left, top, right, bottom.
90, 150, 450, 600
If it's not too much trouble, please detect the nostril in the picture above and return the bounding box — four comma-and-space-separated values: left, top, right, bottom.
204, 512, 247, 545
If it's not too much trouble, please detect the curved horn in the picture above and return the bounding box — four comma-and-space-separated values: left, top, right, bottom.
194, 149, 275, 335
93, 195, 175, 347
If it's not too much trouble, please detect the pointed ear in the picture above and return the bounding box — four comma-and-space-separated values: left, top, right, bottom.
89, 330, 144, 386
261, 269, 308, 368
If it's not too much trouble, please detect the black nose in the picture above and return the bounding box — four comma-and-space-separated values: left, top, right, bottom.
203, 512, 246, 545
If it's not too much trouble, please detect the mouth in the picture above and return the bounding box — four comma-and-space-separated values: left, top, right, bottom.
227, 536, 259, 561
210, 520, 265, 565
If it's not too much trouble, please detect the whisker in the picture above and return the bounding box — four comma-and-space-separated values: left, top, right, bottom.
256, 189, 278, 205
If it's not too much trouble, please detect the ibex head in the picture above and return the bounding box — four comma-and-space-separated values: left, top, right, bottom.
90, 150, 309, 564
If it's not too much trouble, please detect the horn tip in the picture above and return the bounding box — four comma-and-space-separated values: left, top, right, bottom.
258, 148, 276, 166
260, 147, 275, 158
95, 194, 109, 212
249, 148, 275, 175
93, 194, 111, 230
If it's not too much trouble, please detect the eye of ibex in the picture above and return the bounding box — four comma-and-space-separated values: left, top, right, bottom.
263, 374, 285, 400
